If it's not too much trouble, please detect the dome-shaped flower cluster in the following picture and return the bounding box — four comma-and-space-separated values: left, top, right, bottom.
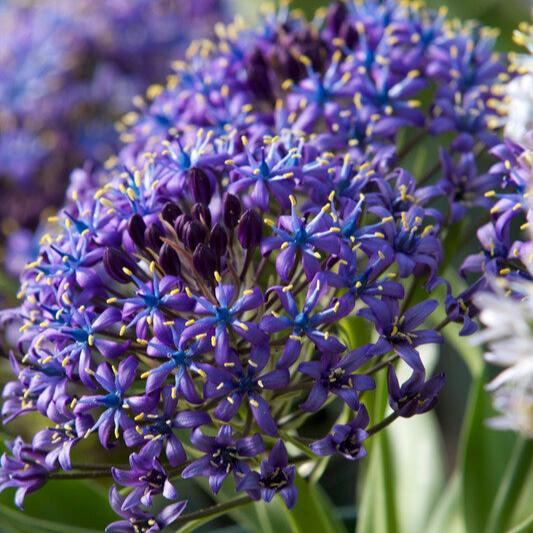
0, 0, 224, 275
0, 1, 516, 530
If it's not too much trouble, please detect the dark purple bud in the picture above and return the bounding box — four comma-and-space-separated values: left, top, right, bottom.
159, 243, 181, 276
326, 1, 348, 35
193, 244, 218, 281
223, 193, 241, 229
238, 209, 262, 249
145, 223, 165, 251
189, 167, 212, 205
161, 202, 182, 225
184, 220, 207, 251
341, 22, 358, 49
246, 47, 274, 101
103, 247, 137, 283
175, 214, 192, 241
127, 214, 146, 248
191, 203, 212, 228
209, 222, 228, 256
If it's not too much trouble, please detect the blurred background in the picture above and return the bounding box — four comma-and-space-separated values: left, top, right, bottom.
0, 1, 531, 532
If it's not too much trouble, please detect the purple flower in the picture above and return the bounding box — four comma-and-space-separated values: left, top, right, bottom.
106, 486, 187, 533
298, 346, 375, 412
181, 279, 266, 364
34, 414, 94, 471
261, 274, 346, 368
182, 425, 264, 493
124, 386, 210, 467
112, 448, 177, 511
387, 366, 445, 417
261, 196, 340, 281
227, 137, 298, 211
203, 348, 288, 436
368, 205, 442, 283
237, 440, 297, 509
310, 405, 369, 460
74, 356, 138, 448
144, 320, 210, 402
360, 298, 442, 371
0, 438, 52, 509
117, 271, 194, 340
325, 251, 404, 315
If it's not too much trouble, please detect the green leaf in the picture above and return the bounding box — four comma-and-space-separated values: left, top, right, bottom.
485, 438, 533, 533
458, 369, 517, 533
425, 475, 465, 533
506, 514, 533, 533
286, 475, 347, 533
339, 315, 373, 349
0, 503, 100, 533
388, 411, 445, 533
0, 479, 114, 531
356, 372, 398, 533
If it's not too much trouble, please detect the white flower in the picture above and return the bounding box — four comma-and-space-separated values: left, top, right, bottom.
473, 271, 533, 437
505, 24, 533, 144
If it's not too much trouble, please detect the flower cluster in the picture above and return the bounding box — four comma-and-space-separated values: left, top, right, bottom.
506, 23, 533, 143
0, 0, 224, 275
1, 1, 512, 530
468, 27, 533, 437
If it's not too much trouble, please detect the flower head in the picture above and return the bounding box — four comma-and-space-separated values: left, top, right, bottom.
0, 1, 513, 528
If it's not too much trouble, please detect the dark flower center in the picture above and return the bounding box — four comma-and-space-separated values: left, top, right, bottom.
324, 367, 346, 388
216, 306, 233, 324
141, 469, 166, 489
210, 445, 238, 470
99, 391, 122, 409
261, 467, 290, 490
337, 433, 362, 458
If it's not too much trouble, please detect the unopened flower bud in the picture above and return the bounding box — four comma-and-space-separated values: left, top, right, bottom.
145, 223, 165, 251
209, 222, 228, 256
192, 244, 218, 281
189, 167, 212, 205
184, 220, 207, 251
127, 214, 146, 248
238, 209, 262, 249
223, 193, 242, 229
103, 247, 137, 283
159, 243, 181, 276
161, 202, 182, 225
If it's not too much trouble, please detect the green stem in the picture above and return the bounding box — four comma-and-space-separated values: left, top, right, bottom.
367, 411, 399, 436
172, 495, 251, 526
49, 470, 112, 480
485, 437, 532, 533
